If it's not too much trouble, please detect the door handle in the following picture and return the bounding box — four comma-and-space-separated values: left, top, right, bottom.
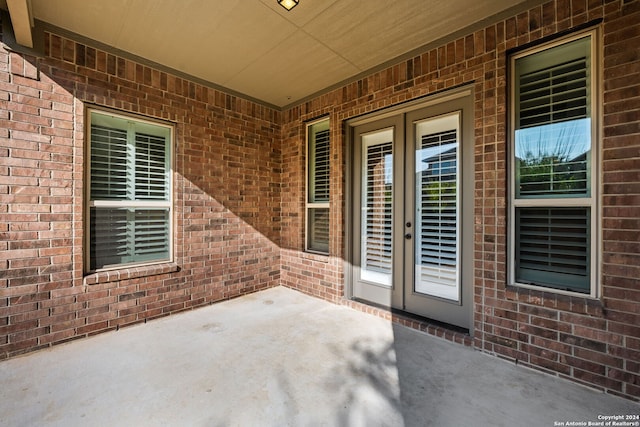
405, 233, 412, 240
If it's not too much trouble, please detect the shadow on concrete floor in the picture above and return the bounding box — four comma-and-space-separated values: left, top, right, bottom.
0, 286, 637, 426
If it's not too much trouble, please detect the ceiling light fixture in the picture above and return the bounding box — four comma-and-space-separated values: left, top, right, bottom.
278, 0, 299, 11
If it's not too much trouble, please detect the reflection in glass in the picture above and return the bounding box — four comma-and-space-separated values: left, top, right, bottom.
515, 118, 590, 198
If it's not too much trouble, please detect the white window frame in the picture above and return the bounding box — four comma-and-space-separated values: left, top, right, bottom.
305, 118, 330, 254
508, 29, 600, 298
85, 108, 174, 273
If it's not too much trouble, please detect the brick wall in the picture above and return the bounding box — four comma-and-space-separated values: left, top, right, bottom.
281, 104, 344, 303
0, 0, 638, 402
280, 0, 640, 400
1, 24, 281, 358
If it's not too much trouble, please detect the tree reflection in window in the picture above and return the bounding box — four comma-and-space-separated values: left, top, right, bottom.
515, 118, 590, 198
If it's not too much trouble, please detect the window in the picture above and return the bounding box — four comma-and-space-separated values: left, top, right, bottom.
306, 119, 330, 254
87, 109, 173, 272
509, 30, 598, 295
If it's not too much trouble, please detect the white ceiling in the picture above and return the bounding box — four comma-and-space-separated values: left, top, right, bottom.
5, 0, 537, 108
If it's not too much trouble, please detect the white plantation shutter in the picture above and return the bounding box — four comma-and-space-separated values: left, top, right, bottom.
361, 133, 393, 285
309, 127, 330, 203
306, 119, 330, 254
515, 207, 589, 292
90, 125, 128, 199
135, 132, 169, 200
134, 209, 170, 257
308, 208, 329, 253
518, 57, 588, 129
415, 129, 458, 294
90, 208, 170, 269
515, 35, 591, 199
512, 33, 595, 294
89, 111, 172, 271
89, 207, 129, 268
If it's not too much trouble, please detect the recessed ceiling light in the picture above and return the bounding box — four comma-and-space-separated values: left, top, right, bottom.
277, 0, 299, 11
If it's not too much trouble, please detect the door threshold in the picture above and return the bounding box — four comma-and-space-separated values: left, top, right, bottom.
389, 306, 469, 335
348, 297, 472, 344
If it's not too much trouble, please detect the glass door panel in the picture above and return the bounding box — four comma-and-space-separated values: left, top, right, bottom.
350, 90, 471, 330
360, 129, 394, 287
414, 114, 460, 301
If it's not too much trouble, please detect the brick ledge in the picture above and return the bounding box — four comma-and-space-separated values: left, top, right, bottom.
84, 263, 180, 285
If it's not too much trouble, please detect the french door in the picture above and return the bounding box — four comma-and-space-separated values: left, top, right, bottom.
351, 94, 473, 330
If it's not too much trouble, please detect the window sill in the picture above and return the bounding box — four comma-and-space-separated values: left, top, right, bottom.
302, 251, 330, 262
84, 262, 180, 285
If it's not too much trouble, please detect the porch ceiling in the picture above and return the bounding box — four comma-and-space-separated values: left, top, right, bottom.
3, 0, 534, 108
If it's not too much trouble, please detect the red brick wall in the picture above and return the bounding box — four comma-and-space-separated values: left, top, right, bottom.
1, 26, 281, 357
281, 104, 344, 303
280, 0, 640, 400
1, 0, 638, 402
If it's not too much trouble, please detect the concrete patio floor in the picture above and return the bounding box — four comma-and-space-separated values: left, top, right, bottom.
1, 286, 637, 427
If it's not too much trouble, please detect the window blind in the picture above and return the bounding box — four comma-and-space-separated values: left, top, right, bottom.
515, 36, 591, 199
310, 128, 330, 203
135, 132, 168, 200
518, 57, 588, 129
308, 208, 329, 253
511, 34, 594, 294
515, 207, 589, 292
306, 119, 330, 254
90, 208, 170, 270
416, 130, 458, 288
363, 141, 393, 277
89, 112, 171, 271
90, 125, 128, 200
